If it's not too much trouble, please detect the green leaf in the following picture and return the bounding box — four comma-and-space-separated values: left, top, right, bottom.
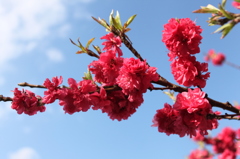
222, 0, 227, 8
109, 10, 114, 26
193, 4, 220, 14
83, 70, 93, 80
213, 22, 235, 39
219, 4, 234, 19
86, 38, 95, 49
92, 16, 109, 30
234, 0, 240, 2
115, 11, 122, 27
125, 14, 137, 28
111, 15, 122, 30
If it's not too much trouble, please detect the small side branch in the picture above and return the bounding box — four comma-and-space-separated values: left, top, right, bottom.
0, 95, 12, 102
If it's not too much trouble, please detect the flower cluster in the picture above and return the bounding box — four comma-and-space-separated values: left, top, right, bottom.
190, 127, 240, 159
204, 49, 226, 66
11, 33, 159, 121
152, 88, 218, 137
162, 18, 210, 88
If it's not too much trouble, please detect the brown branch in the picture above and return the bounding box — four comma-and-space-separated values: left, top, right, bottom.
18, 82, 46, 88
225, 60, 240, 70
0, 95, 12, 102
207, 113, 240, 120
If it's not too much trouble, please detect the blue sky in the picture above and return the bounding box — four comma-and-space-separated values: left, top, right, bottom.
0, 0, 240, 159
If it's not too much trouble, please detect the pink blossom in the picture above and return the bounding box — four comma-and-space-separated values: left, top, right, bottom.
232, 1, 240, 9
205, 49, 225, 66
59, 78, 97, 114
102, 90, 143, 121
162, 18, 202, 59
42, 76, 64, 104
89, 50, 123, 86
101, 32, 123, 56
212, 127, 237, 154
174, 88, 211, 113
116, 58, 159, 101
188, 149, 213, 159
11, 88, 46, 115
152, 103, 179, 136
171, 56, 210, 88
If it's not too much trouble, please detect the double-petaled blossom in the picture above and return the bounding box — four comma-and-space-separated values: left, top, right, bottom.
162, 18, 202, 60
152, 88, 218, 137
89, 50, 123, 86
59, 78, 97, 114
204, 49, 226, 66
116, 58, 159, 102
188, 149, 213, 159
171, 56, 210, 88
101, 32, 123, 56
42, 76, 64, 104
152, 103, 179, 136
11, 88, 46, 115
103, 90, 143, 121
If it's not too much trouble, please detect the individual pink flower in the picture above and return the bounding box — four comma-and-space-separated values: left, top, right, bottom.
171, 56, 210, 88
116, 58, 159, 101
42, 76, 64, 104
102, 90, 143, 121
188, 149, 213, 159
91, 87, 111, 111
89, 50, 123, 86
173, 88, 217, 137
101, 32, 123, 56
232, 1, 240, 9
174, 88, 211, 113
11, 88, 46, 115
59, 78, 97, 114
162, 18, 202, 59
152, 103, 179, 136
205, 49, 225, 66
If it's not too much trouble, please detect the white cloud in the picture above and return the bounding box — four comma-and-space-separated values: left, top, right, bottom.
8, 147, 40, 159
0, 0, 94, 76
46, 48, 64, 62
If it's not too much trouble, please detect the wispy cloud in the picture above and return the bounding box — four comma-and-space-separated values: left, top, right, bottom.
8, 147, 40, 159
0, 0, 94, 86
46, 48, 64, 62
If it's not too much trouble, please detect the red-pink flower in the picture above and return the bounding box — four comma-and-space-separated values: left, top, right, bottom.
152, 103, 179, 136
171, 56, 210, 88
59, 78, 97, 114
152, 88, 218, 137
116, 58, 159, 101
205, 49, 225, 66
188, 149, 213, 159
101, 32, 123, 56
173, 88, 217, 137
212, 127, 236, 154
232, 1, 240, 9
174, 88, 211, 113
42, 76, 64, 104
89, 50, 123, 86
102, 90, 143, 121
162, 18, 202, 59
11, 88, 46, 115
